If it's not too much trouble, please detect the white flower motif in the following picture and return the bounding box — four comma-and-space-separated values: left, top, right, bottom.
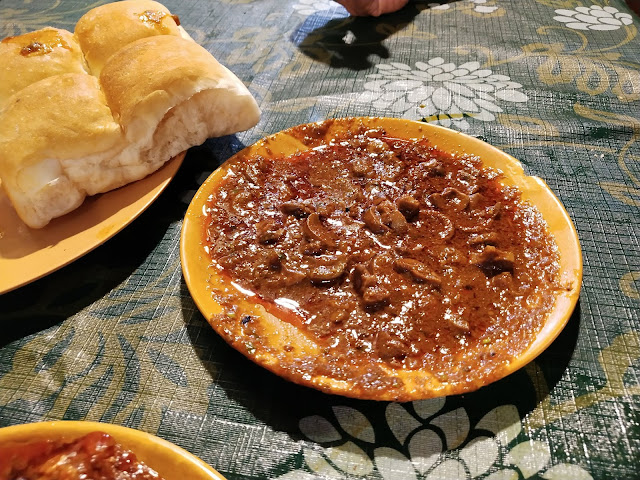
485, 471, 519, 480
299, 415, 342, 442
429, 407, 470, 449
553, 5, 633, 31
469, 0, 499, 14
303, 442, 375, 477
333, 405, 376, 443
284, 402, 595, 480
459, 436, 499, 477
386, 402, 423, 444
428, 1, 500, 13
293, 0, 342, 16
376, 447, 419, 480
358, 58, 528, 130
413, 397, 446, 419
542, 463, 595, 480
505, 440, 551, 478
427, 2, 451, 10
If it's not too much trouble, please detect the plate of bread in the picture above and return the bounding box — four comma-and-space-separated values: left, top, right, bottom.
0, 0, 260, 294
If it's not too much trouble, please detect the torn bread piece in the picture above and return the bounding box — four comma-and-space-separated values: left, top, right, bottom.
100, 35, 261, 157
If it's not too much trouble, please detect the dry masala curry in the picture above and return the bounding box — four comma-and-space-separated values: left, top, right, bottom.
202, 122, 561, 400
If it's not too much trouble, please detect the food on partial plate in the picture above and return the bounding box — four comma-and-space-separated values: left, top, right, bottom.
0, 431, 164, 480
181, 118, 582, 401
0, 0, 260, 228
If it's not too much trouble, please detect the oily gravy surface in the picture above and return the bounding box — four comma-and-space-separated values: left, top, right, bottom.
197, 120, 563, 400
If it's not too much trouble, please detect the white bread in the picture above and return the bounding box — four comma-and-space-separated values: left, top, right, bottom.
74, 0, 182, 76
0, 28, 87, 105
0, 1, 260, 229
0, 74, 124, 227
101, 35, 261, 150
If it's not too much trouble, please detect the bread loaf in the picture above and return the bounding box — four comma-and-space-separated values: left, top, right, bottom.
0, 0, 260, 228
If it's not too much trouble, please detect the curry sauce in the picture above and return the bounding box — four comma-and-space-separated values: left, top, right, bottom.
0, 432, 163, 480
203, 127, 561, 391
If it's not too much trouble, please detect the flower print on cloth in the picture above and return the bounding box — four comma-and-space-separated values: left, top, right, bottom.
469, 0, 499, 14
277, 400, 594, 479
292, 0, 345, 16
427, 2, 452, 10
427, 0, 501, 14
358, 58, 528, 130
553, 5, 633, 31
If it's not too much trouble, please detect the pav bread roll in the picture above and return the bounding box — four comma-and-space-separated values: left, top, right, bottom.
75, 0, 182, 76
0, 0, 260, 229
0, 28, 87, 104
0, 74, 124, 228
100, 35, 261, 153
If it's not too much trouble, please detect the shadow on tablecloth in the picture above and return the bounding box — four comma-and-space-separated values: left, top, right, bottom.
0, 135, 246, 348
178, 289, 581, 452
290, 3, 422, 70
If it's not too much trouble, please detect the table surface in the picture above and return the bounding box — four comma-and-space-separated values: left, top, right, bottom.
1, 1, 639, 479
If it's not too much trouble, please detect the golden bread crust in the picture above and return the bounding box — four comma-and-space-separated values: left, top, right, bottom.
0, 74, 123, 228
75, 0, 181, 75
0, 28, 86, 104
100, 35, 250, 136
0, 1, 260, 228
0, 74, 122, 172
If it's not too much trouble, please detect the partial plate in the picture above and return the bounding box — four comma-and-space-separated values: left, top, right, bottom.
0, 420, 225, 480
181, 117, 582, 401
0, 153, 184, 294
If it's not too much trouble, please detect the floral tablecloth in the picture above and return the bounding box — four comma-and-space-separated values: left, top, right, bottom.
1, 1, 639, 479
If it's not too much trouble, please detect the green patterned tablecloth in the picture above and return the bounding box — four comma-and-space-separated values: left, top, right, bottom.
1, 1, 639, 479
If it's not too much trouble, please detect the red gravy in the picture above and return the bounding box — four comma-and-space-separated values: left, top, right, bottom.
204, 127, 560, 388
0, 431, 162, 480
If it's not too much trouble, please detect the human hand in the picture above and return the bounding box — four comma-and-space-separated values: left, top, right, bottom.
334, 0, 409, 16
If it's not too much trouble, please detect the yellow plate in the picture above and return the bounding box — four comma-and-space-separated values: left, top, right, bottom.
181, 117, 582, 401
0, 420, 225, 480
0, 153, 184, 294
